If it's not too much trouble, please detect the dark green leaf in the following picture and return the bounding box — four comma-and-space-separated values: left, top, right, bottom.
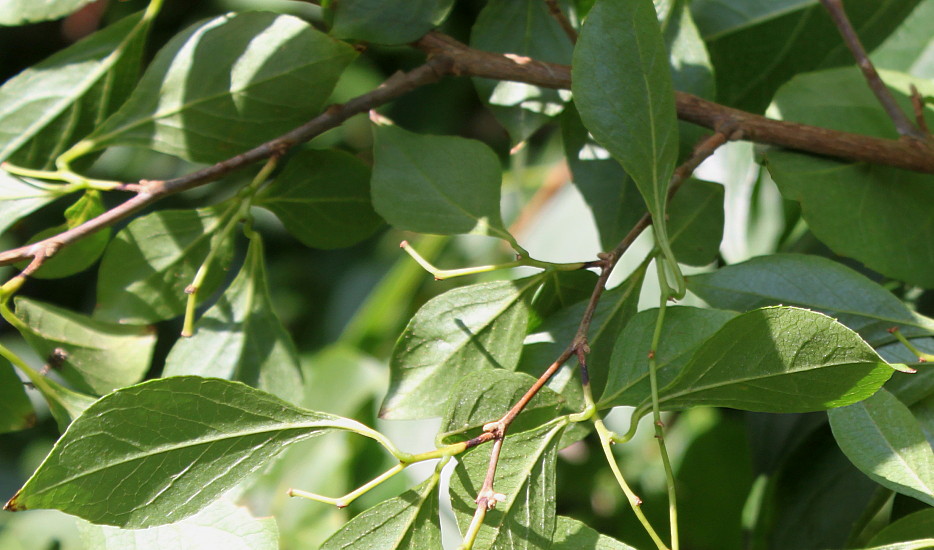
164, 236, 303, 404
691, 0, 921, 112
371, 124, 511, 240
327, 0, 454, 45
0, 1, 94, 26
668, 179, 723, 266
0, 172, 62, 237
4, 376, 370, 528
660, 0, 715, 99
599, 306, 736, 408
650, 307, 894, 413
829, 389, 934, 506
380, 277, 541, 419
256, 149, 381, 249
471, 0, 573, 143
530, 269, 599, 326
0, 359, 35, 434
13, 297, 156, 395
450, 421, 564, 549
687, 254, 934, 346
320, 475, 441, 549
439, 370, 565, 444
552, 516, 637, 549
868, 508, 934, 547
95, 207, 235, 324
71, 12, 356, 163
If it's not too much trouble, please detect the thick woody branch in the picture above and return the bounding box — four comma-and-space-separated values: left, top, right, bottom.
415, 32, 934, 173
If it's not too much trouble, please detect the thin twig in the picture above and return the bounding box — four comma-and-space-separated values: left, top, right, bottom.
544, 0, 577, 44
910, 84, 931, 136
819, 0, 925, 140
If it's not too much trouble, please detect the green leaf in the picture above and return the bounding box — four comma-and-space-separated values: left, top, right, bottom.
0, 0, 94, 26
863, 541, 934, 550
4, 376, 372, 528
30, 375, 98, 433
868, 508, 934, 547
690, 0, 921, 112
327, 0, 454, 45
572, 0, 680, 290
70, 12, 356, 163
688, 254, 934, 346
0, 359, 35, 434
552, 516, 637, 549
95, 206, 236, 324
530, 269, 599, 327
320, 475, 441, 549
380, 277, 541, 419
650, 306, 894, 413
0, 172, 62, 237
829, 389, 934, 506
371, 124, 511, 241
450, 421, 564, 549
872, 0, 934, 78
18, 191, 110, 279
163, 236, 303, 404
599, 306, 736, 408
13, 297, 156, 395
77, 497, 279, 550
470, 0, 573, 143
438, 370, 565, 444
256, 149, 382, 249
660, 0, 715, 100
0, 12, 150, 169
667, 179, 723, 266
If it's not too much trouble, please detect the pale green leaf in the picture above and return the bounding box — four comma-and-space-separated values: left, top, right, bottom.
380, 277, 541, 419
872, 0, 934, 79
14, 297, 156, 395
0, 0, 94, 25
552, 516, 637, 549
320, 475, 441, 549
0, 172, 62, 237
72, 12, 356, 163
164, 236, 303, 404
862, 541, 934, 550
4, 376, 372, 528
95, 206, 235, 324
371, 124, 510, 240
829, 389, 934, 506
327, 0, 454, 44
256, 148, 382, 249
0, 358, 35, 434
651, 307, 894, 413
450, 421, 564, 549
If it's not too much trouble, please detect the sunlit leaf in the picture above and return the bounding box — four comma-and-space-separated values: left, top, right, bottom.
0, 172, 62, 237
0, 0, 95, 25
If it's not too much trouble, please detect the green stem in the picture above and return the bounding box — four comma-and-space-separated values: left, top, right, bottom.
400, 240, 585, 280
289, 462, 406, 508
459, 506, 489, 550
889, 327, 934, 363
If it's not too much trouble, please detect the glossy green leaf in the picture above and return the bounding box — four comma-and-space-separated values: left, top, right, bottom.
667, 179, 723, 266
599, 306, 736, 408
327, 0, 454, 44
0, 0, 94, 25
868, 508, 934, 547
371, 124, 511, 240
18, 191, 110, 279
13, 297, 156, 395
0, 12, 150, 168
471, 0, 573, 143
552, 516, 637, 549
95, 206, 235, 324
77, 497, 279, 550
164, 236, 303, 404
256, 149, 382, 249
649, 307, 894, 413
380, 277, 541, 419
0, 359, 34, 434
0, 172, 63, 237
688, 254, 934, 346
450, 421, 564, 549
690, 0, 921, 112
4, 376, 372, 528
572, 0, 680, 288
320, 475, 441, 549
829, 389, 934, 506
439, 370, 565, 444
71, 12, 356, 163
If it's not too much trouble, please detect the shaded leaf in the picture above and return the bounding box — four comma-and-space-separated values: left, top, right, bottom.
71, 12, 356, 163
164, 236, 303, 404
371, 124, 511, 240
667, 179, 723, 266
256, 149, 382, 249
0, 0, 95, 25
14, 297, 156, 395
327, 0, 454, 45
530, 269, 598, 327
4, 376, 372, 528
552, 516, 637, 549
0, 172, 62, 237
380, 277, 541, 419
95, 206, 236, 324
829, 389, 934, 506
650, 307, 894, 413
872, 0, 934, 78
0, 359, 35, 434
29, 375, 98, 433
868, 508, 934, 547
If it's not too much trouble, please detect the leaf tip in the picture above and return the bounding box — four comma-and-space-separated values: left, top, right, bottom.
4, 490, 25, 512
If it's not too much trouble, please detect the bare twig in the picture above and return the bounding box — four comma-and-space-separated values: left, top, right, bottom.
544, 0, 577, 44
910, 84, 931, 136
819, 0, 926, 140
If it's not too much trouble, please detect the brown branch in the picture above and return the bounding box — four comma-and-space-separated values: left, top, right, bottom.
819, 0, 925, 140
415, 31, 934, 173
544, 0, 577, 44
0, 57, 454, 268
